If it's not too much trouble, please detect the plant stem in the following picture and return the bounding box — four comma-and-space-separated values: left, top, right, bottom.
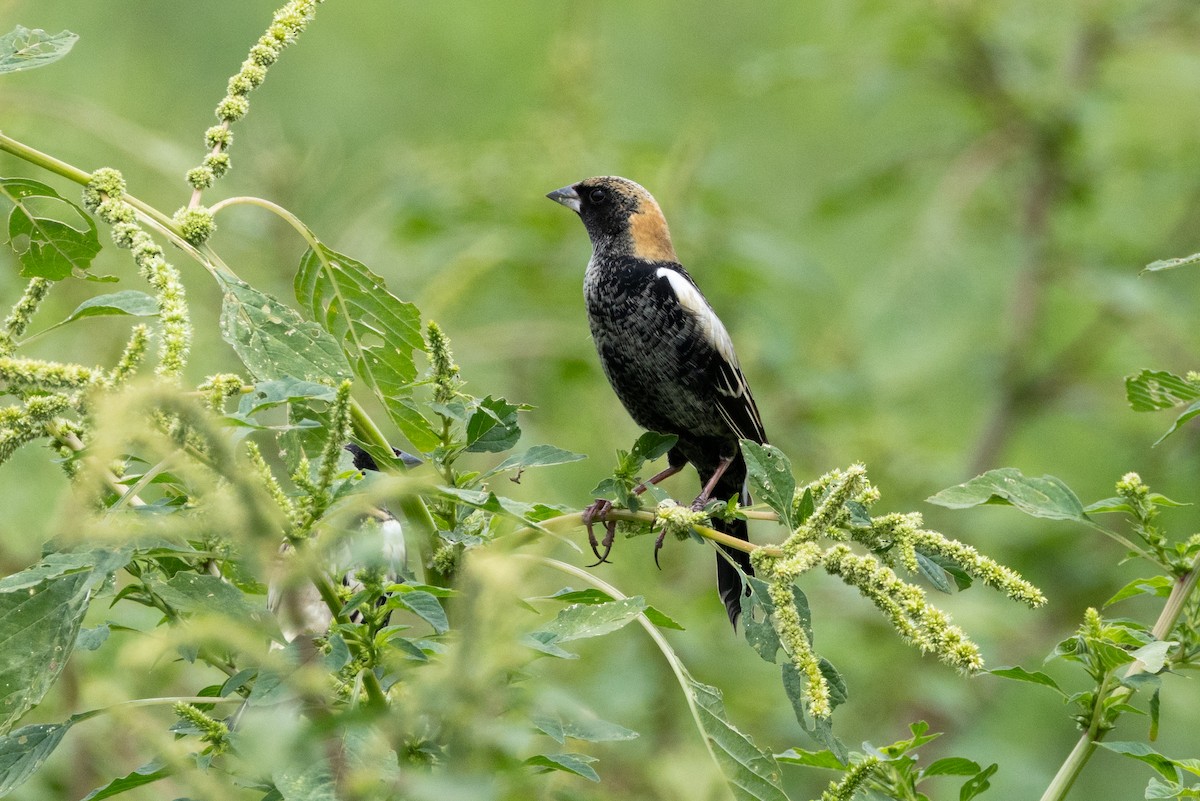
525, 555, 726, 779
1038, 554, 1200, 801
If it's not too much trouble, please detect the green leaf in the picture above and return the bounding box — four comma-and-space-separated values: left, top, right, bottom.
0, 27, 78, 74
773, 747, 845, 769
686, 668, 790, 801
1125, 370, 1200, 412
217, 273, 352, 385
1098, 742, 1181, 781
1130, 640, 1175, 674
152, 573, 279, 638
927, 468, 1087, 523
55, 291, 159, 328
959, 763, 998, 801
80, 759, 172, 800
741, 441, 796, 530
1154, 400, 1200, 446
465, 395, 524, 453
531, 713, 638, 744
1106, 576, 1174, 607
986, 666, 1065, 696
295, 243, 436, 452
482, 444, 586, 479
915, 551, 956, 594
274, 759, 337, 801
0, 549, 126, 592
389, 590, 448, 634
0, 568, 92, 732
75, 624, 110, 652
534, 597, 647, 643
0, 178, 101, 280
1143, 252, 1200, 273
923, 757, 981, 777
782, 663, 848, 764
541, 588, 683, 630
237, 377, 338, 416
0, 715, 87, 796
629, 431, 678, 465
524, 753, 600, 782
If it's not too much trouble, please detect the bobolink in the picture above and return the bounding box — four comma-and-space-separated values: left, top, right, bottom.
548, 176, 767, 627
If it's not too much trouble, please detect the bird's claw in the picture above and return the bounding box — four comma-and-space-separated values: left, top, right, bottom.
690, 494, 710, 513
582, 499, 616, 566
653, 527, 667, 570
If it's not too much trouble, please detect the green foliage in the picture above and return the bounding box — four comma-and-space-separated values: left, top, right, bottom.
0, 26, 76, 75
0, 177, 101, 280
1, 3, 1199, 801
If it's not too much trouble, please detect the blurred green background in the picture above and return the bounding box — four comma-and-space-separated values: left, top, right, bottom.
3, 1, 1200, 798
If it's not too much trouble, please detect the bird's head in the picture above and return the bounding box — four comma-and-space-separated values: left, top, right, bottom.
547, 175, 677, 262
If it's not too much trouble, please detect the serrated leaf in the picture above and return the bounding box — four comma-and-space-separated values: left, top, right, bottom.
1143, 252, 1200, 273
295, 243, 436, 452
1, 178, 101, 280
524, 753, 600, 782
465, 396, 523, 453
1125, 370, 1200, 412
0, 715, 87, 796
923, 757, 981, 777
389, 590, 448, 634
927, 468, 1087, 523
0, 568, 92, 733
79, 759, 172, 800
773, 748, 845, 769
686, 668, 790, 801
1099, 742, 1181, 781
986, 666, 1065, 696
217, 274, 352, 385
741, 441, 796, 530
0, 27, 77, 74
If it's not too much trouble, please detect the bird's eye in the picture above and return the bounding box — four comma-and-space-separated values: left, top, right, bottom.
589, 188, 608, 204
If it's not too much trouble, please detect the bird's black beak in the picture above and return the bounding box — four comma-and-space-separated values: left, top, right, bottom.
546, 184, 581, 214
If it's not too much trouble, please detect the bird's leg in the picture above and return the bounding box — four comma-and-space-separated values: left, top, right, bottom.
692, 455, 735, 511
582, 499, 616, 565
582, 463, 682, 566
633, 463, 683, 495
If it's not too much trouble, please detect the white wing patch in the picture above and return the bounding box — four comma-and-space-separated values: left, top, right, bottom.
656, 267, 739, 367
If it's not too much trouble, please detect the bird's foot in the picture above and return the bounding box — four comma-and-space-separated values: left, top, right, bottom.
582, 498, 616, 566
690, 493, 711, 513
653, 526, 667, 570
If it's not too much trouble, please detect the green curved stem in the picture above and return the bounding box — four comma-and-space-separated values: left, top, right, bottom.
521, 554, 724, 775
1039, 554, 1200, 801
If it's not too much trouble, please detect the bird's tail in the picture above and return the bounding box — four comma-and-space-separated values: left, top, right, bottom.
708, 459, 754, 629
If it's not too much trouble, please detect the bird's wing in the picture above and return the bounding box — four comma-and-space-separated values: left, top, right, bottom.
655, 266, 767, 444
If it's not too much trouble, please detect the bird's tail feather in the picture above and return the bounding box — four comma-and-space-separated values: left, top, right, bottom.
709, 464, 754, 629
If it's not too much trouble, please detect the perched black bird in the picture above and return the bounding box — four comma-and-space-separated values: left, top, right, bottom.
547, 176, 767, 627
